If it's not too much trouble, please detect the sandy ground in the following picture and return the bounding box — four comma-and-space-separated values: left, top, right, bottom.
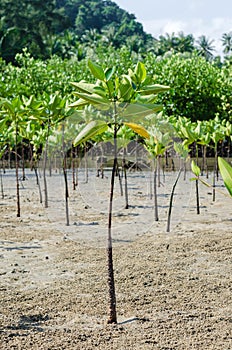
0, 166, 232, 350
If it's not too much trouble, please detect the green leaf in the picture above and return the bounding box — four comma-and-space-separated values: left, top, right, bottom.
71, 82, 96, 94
135, 62, 146, 84
190, 177, 198, 182
105, 67, 115, 82
88, 60, 105, 81
124, 122, 150, 139
139, 84, 170, 95
121, 103, 163, 121
118, 76, 133, 101
136, 94, 158, 104
191, 160, 200, 177
218, 157, 232, 197
70, 92, 110, 110
93, 86, 107, 97
73, 120, 108, 146
69, 99, 89, 108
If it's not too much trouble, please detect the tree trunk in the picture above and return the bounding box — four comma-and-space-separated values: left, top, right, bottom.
71, 146, 77, 190
15, 125, 20, 217
34, 166, 43, 204
84, 144, 88, 183
106, 125, 117, 324
213, 145, 217, 202
21, 143, 26, 181
0, 167, 4, 199
154, 159, 159, 221
166, 168, 182, 232
43, 137, 49, 208
62, 125, 69, 226
122, 149, 128, 208
196, 179, 200, 215
63, 162, 69, 226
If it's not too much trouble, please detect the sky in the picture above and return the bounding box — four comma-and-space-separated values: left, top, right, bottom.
113, 0, 232, 55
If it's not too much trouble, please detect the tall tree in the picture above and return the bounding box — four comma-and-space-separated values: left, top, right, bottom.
196, 35, 215, 61
222, 32, 232, 56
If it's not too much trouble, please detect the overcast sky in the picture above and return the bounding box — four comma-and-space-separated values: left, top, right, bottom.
113, 0, 232, 55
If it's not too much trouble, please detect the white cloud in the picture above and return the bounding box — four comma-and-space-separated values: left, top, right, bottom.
142, 17, 232, 55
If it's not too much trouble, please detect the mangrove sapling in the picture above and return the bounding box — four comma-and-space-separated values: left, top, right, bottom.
117, 125, 135, 208
84, 143, 89, 183
61, 124, 70, 226
144, 128, 171, 222
153, 159, 159, 221
210, 118, 226, 202
122, 153, 129, 209
62, 154, 69, 226
40, 93, 71, 208
191, 160, 201, 215
0, 97, 27, 217
71, 145, 78, 190
116, 159, 123, 197
34, 165, 43, 204
70, 60, 169, 324
0, 168, 4, 199
43, 129, 49, 208
166, 168, 182, 233
173, 142, 190, 181
0, 147, 7, 199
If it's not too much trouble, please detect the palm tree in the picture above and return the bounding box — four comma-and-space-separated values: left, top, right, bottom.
221, 32, 232, 55
159, 32, 179, 53
196, 35, 215, 60
177, 32, 195, 53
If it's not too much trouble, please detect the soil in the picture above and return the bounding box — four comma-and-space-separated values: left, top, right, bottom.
0, 167, 232, 349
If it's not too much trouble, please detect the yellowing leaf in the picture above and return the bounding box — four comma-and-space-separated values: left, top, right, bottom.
124, 122, 150, 139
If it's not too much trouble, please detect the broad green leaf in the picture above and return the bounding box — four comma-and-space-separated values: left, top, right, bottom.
118, 76, 133, 100
191, 160, 200, 177
105, 79, 115, 97
136, 94, 157, 104
71, 92, 110, 110
93, 86, 107, 97
121, 103, 163, 121
88, 60, 105, 81
71, 81, 96, 94
135, 62, 146, 84
105, 67, 115, 82
139, 84, 170, 95
69, 98, 89, 108
180, 125, 195, 141
73, 120, 108, 146
218, 157, 232, 197
124, 122, 150, 139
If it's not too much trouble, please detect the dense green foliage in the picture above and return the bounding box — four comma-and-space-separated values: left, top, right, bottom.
0, 0, 152, 61
1, 48, 231, 124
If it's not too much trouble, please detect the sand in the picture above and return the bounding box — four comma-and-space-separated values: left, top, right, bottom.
0, 166, 232, 349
